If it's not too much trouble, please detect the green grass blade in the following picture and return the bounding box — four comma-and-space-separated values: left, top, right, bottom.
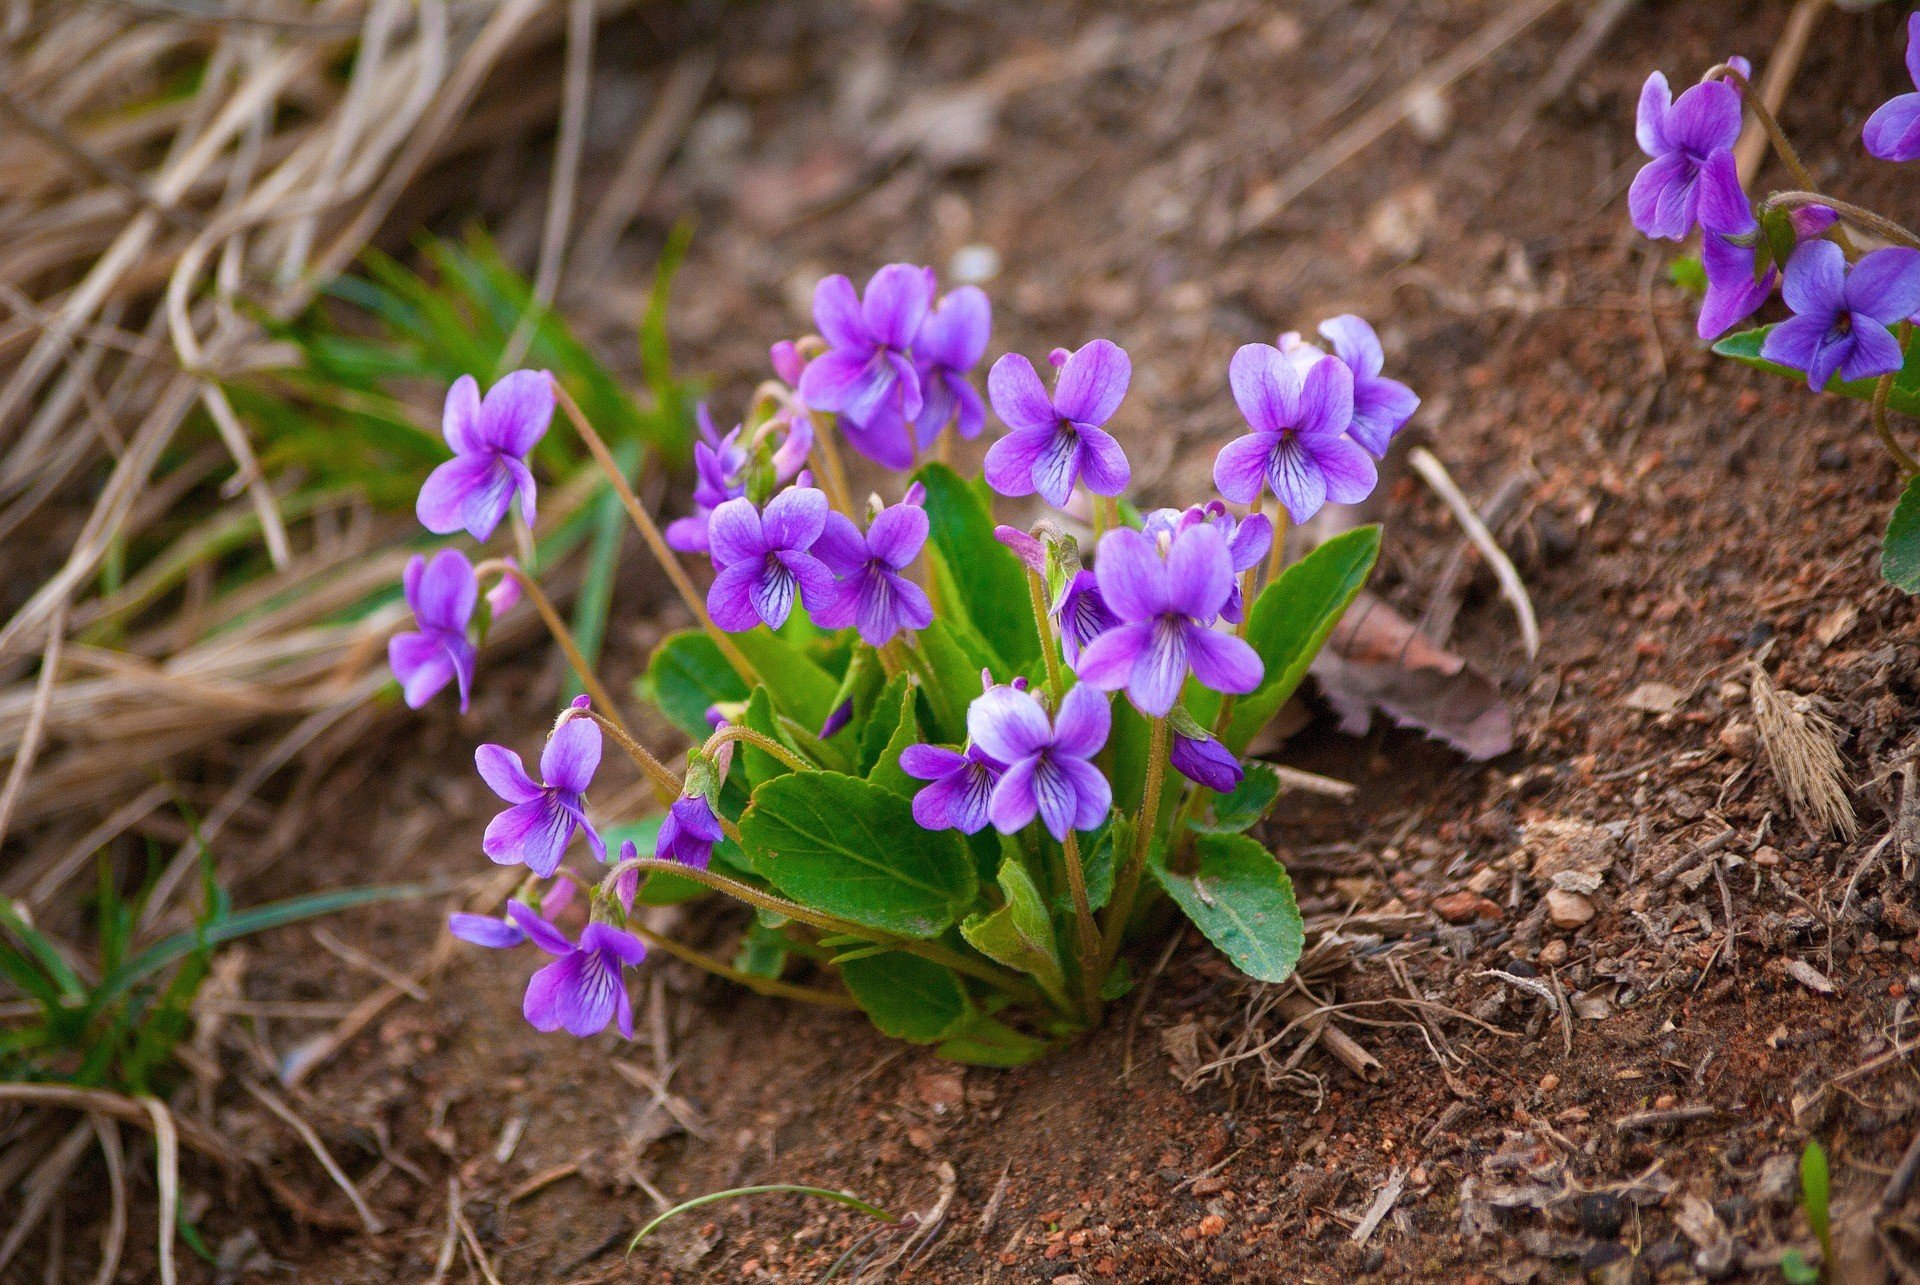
628, 1184, 895, 1253
565, 438, 640, 699
0, 902, 86, 1003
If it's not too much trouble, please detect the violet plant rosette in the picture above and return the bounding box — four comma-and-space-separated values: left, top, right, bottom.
397, 259, 1404, 1061
1629, 40, 1920, 593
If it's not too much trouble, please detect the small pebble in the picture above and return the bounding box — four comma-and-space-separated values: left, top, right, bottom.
1538, 939, 1569, 966
1539, 1073, 1560, 1092
1817, 444, 1849, 470
1545, 888, 1595, 931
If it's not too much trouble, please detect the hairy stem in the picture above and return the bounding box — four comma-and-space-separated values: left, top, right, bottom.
624, 921, 860, 1010
1262, 501, 1290, 592
1025, 568, 1066, 702
1099, 714, 1168, 973
475, 559, 621, 722
1874, 367, 1919, 477
809, 410, 858, 517
548, 378, 766, 690
704, 723, 814, 774
1059, 828, 1103, 1022
1762, 191, 1920, 253
1710, 66, 1856, 256
573, 709, 680, 804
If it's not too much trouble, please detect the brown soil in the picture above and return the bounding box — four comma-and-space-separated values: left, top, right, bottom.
30, 1, 1920, 1280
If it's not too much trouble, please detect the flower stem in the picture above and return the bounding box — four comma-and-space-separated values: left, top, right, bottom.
1262, 501, 1290, 593
1762, 191, 1920, 253
1059, 828, 1103, 1022
622, 921, 860, 1010
810, 410, 859, 517
577, 709, 681, 805
1711, 65, 1857, 257
1024, 568, 1066, 702
1875, 375, 1919, 478
1098, 714, 1168, 975
704, 723, 814, 774
548, 377, 766, 691
475, 559, 622, 723
599, 857, 1050, 1005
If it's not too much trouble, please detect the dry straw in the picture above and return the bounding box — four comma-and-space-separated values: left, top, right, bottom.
1748, 659, 1857, 841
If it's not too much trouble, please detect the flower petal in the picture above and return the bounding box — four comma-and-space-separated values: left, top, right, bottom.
1317, 315, 1383, 378
1664, 79, 1742, 155
1093, 527, 1171, 622
983, 423, 1055, 497
449, 912, 524, 949
1628, 152, 1696, 240
1125, 620, 1188, 717
798, 349, 877, 413
1635, 70, 1671, 155
917, 285, 991, 370
416, 453, 503, 538
707, 497, 766, 567
390, 633, 454, 709
416, 547, 477, 632
900, 743, 966, 780
866, 502, 928, 568
476, 369, 554, 457
1866, 93, 1920, 162
1165, 524, 1233, 622
707, 562, 766, 632
484, 797, 572, 876
1054, 754, 1113, 833
1052, 682, 1111, 759
1227, 343, 1297, 436
988, 757, 1041, 834
1267, 435, 1329, 523
541, 718, 601, 794
1074, 424, 1131, 497
1029, 757, 1082, 841
1839, 317, 1904, 384
1053, 339, 1130, 427
1695, 149, 1754, 237
749, 561, 798, 630
523, 951, 617, 1036
1760, 313, 1833, 387
839, 402, 917, 470
476, 744, 543, 803
968, 685, 1054, 764
1184, 623, 1264, 695
1348, 376, 1419, 457
812, 274, 870, 352
861, 263, 934, 349
1295, 352, 1355, 439
760, 485, 828, 552
442, 374, 482, 453
812, 511, 868, 576
1308, 435, 1379, 506
1212, 432, 1276, 504
1782, 239, 1846, 319
506, 901, 574, 955
1075, 621, 1152, 692
1845, 247, 1920, 324
986, 352, 1055, 432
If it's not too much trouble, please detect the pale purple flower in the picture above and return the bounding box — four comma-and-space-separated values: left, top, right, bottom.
1171, 733, 1242, 794
1692, 152, 1838, 340
1076, 525, 1263, 717
900, 743, 1006, 834
983, 340, 1132, 506
969, 683, 1112, 840
705, 487, 835, 632
909, 286, 991, 449
798, 264, 932, 435
1055, 570, 1118, 667
770, 339, 807, 385
1214, 343, 1375, 522
1629, 71, 1742, 240
485, 557, 521, 618
813, 485, 934, 645
666, 405, 811, 554
993, 524, 1046, 573
477, 716, 605, 877
417, 370, 550, 540
512, 903, 647, 1039
1761, 241, 1920, 390
1315, 316, 1418, 457
449, 910, 526, 949
1866, 14, 1920, 163
388, 548, 477, 711
1143, 502, 1272, 623
656, 793, 723, 870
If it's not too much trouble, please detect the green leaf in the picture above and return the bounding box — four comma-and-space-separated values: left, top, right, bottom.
740, 773, 977, 938
642, 631, 747, 740
1715, 324, 1920, 418
912, 618, 979, 742
913, 462, 1036, 669
0, 903, 86, 1003
1667, 252, 1707, 296
564, 437, 640, 699
731, 628, 841, 730
1150, 834, 1304, 984
858, 673, 910, 776
1223, 525, 1380, 752
1802, 1139, 1831, 1261
1885, 476, 1920, 593
935, 1010, 1054, 1066
1779, 1249, 1818, 1285
734, 920, 789, 979
1081, 819, 1120, 913
1189, 762, 1281, 835
742, 688, 797, 787
838, 951, 970, 1042
961, 859, 1068, 1007
867, 685, 924, 800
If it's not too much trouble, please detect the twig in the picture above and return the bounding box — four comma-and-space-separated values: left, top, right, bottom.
1349, 1167, 1407, 1247
240, 1078, 385, 1234
1734, 0, 1826, 187
1500, 0, 1637, 146
1277, 990, 1383, 1081
0, 598, 65, 853
1408, 447, 1538, 661
89, 1114, 127, 1285
427, 1176, 461, 1285
312, 925, 428, 1001
1615, 1104, 1719, 1133
572, 50, 715, 280
140, 1096, 180, 1285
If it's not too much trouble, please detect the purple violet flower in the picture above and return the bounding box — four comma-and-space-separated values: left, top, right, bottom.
909, 286, 991, 449
813, 485, 934, 646
1055, 569, 1119, 667
819, 699, 854, 739
476, 716, 605, 877
983, 340, 1132, 507
511, 902, 647, 1039
486, 557, 521, 618
770, 339, 807, 385
417, 370, 551, 541
388, 548, 477, 711
1075, 524, 1263, 717
1143, 502, 1272, 623
665, 405, 811, 554
1629, 70, 1742, 241
1316, 316, 1419, 457
656, 793, 723, 870
705, 487, 835, 632
900, 743, 1006, 834
449, 909, 526, 949
1214, 343, 1374, 522
798, 264, 932, 431
1692, 152, 1840, 341
969, 683, 1113, 840
1866, 13, 1920, 163
1761, 241, 1920, 390
1170, 733, 1243, 794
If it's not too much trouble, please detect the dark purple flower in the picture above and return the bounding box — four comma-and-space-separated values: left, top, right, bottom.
813, 485, 934, 646
819, 699, 854, 739
705, 487, 835, 632
798, 264, 932, 431
969, 683, 1112, 840
656, 793, 723, 870
417, 370, 550, 541
983, 340, 1132, 506
900, 743, 1006, 834
1629, 71, 1742, 240
1691, 152, 1839, 341
1867, 14, 1920, 163
1170, 733, 1243, 794
1761, 241, 1920, 390
510, 902, 647, 1039
388, 548, 477, 711
1143, 502, 1272, 623
1316, 316, 1419, 457
1054, 570, 1118, 667
449, 909, 526, 949
909, 286, 991, 449
477, 717, 605, 877
1076, 525, 1263, 717
1214, 343, 1374, 522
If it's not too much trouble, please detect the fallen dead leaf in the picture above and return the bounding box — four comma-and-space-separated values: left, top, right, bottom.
1623, 681, 1684, 715
1784, 958, 1837, 995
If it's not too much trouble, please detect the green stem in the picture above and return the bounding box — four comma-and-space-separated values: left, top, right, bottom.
1262, 501, 1290, 593
704, 723, 813, 774
1099, 715, 1168, 974
1024, 568, 1066, 702
577, 709, 680, 805
810, 410, 858, 517
624, 922, 859, 1010
476, 559, 622, 726
630, 1185, 894, 1252
1709, 65, 1856, 256
1060, 828, 1102, 1022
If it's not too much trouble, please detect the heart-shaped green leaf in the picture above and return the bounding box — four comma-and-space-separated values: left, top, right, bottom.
1150, 833, 1304, 984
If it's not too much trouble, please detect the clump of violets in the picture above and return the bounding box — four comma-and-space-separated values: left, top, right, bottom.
1632, 35, 1920, 592
398, 258, 1408, 1058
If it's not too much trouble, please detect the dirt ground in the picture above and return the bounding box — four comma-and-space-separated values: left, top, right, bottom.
36, 0, 1920, 1280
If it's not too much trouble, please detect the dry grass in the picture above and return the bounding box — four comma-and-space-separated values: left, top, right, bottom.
1749, 659, 1858, 841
